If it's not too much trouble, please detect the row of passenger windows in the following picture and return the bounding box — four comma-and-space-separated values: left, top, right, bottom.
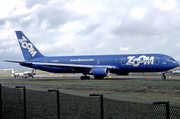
53, 61, 120, 63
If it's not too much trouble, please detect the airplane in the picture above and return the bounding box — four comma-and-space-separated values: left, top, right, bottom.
172, 70, 180, 74
2, 68, 36, 78
4, 31, 179, 80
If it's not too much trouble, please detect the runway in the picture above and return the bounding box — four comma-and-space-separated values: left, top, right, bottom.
1, 73, 180, 81
1, 74, 180, 91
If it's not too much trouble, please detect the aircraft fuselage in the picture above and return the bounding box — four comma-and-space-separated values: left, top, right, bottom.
20, 54, 178, 74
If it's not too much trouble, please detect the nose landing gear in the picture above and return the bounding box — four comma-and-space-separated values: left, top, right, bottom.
162, 72, 166, 79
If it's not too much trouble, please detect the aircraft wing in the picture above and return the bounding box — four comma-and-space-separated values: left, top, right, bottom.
4, 60, 32, 64
4, 60, 115, 69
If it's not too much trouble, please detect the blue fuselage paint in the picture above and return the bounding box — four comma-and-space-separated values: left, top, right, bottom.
20, 54, 179, 74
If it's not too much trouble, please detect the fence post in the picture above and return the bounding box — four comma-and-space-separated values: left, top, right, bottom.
48, 90, 60, 119
153, 101, 170, 119
0, 84, 2, 119
165, 102, 170, 119
90, 94, 104, 119
15, 86, 26, 119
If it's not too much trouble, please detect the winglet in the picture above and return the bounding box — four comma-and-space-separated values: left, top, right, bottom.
15, 31, 44, 60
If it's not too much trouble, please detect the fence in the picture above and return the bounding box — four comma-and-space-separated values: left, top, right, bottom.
0, 84, 180, 119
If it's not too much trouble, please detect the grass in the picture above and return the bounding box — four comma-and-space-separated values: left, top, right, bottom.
1, 70, 180, 118
2, 85, 180, 119
2, 79, 180, 89
1, 79, 180, 103
1, 69, 180, 103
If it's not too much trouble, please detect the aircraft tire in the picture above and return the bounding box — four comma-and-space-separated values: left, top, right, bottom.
80, 76, 90, 80
94, 76, 104, 79
162, 76, 166, 79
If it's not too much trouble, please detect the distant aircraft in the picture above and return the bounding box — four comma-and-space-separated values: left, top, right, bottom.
172, 70, 180, 74
4, 31, 179, 79
3, 68, 36, 78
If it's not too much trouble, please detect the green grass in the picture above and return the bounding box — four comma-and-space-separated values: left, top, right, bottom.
5, 86, 177, 119
1, 70, 180, 118
2, 85, 180, 119
1, 79, 180, 103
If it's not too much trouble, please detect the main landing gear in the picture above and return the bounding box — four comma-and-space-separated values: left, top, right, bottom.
94, 76, 104, 79
80, 75, 90, 80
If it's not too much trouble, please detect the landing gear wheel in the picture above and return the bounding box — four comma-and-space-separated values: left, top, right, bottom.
80, 76, 90, 80
94, 76, 104, 79
162, 76, 166, 79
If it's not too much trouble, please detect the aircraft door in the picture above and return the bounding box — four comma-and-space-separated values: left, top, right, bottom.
97, 60, 100, 64
44, 60, 48, 67
155, 57, 159, 65
121, 58, 125, 65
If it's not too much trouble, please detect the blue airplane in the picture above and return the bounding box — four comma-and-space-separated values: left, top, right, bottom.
4, 31, 179, 79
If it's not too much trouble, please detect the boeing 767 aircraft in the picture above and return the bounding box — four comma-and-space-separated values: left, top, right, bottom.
4, 31, 179, 79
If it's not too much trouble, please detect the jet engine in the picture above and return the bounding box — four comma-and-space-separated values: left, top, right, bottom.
91, 67, 110, 77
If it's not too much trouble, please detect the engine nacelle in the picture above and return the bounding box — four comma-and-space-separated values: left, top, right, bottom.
91, 67, 110, 77
116, 72, 131, 75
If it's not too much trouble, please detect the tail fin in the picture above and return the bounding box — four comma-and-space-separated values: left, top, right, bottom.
15, 31, 44, 60
11, 68, 17, 78
11, 68, 15, 76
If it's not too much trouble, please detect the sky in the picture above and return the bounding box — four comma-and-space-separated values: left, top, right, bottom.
1, 0, 180, 70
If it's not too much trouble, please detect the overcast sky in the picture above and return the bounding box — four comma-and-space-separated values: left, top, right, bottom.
1, 0, 180, 70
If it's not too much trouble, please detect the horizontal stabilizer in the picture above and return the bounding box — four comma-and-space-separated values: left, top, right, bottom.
3, 60, 32, 64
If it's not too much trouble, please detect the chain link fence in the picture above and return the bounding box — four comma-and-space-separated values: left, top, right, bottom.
1, 85, 180, 119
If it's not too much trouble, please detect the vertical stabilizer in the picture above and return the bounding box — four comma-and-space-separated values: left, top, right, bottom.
15, 31, 44, 60
11, 68, 15, 77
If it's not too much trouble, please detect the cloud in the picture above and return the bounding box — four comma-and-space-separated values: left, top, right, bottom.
77, 23, 101, 35
1, 0, 180, 69
154, 0, 177, 11
156, 39, 168, 45
0, 21, 15, 40
65, 0, 107, 15
129, 7, 147, 20
119, 47, 130, 51
6, 47, 14, 52
96, 43, 106, 48
0, 49, 4, 53
0, 41, 16, 46
60, 21, 84, 33
0, 0, 28, 19
175, 42, 180, 48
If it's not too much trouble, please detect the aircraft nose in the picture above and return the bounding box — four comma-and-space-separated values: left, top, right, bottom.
172, 60, 179, 67
167, 60, 179, 69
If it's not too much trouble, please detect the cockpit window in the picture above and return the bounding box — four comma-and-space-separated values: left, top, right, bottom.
167, 58, 175, 61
